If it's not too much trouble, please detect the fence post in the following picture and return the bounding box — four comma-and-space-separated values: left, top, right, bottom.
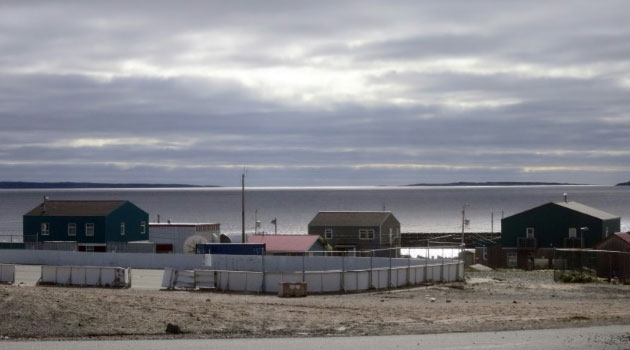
407, 249, 411, 286
261, 254, 266, 293
440, 248, 444, 282
369, 250, 373, 289
388, 251, 392, 287
302, 254, 305, 283
425, 239, 429, 282
339, 252, 346, 292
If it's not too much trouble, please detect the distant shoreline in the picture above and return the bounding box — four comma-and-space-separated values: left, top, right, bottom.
0, 182, 215, 189
405, 181, 585, 187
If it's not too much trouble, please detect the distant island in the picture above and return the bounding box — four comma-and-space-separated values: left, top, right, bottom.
0, 182, 213, 189
616, 180, 630, 186
406, 181, 582, 187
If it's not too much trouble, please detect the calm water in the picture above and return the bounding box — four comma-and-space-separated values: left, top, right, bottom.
1, 186, 629, 236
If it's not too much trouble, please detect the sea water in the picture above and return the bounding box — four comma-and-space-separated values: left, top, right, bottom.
1, 185, 629, 237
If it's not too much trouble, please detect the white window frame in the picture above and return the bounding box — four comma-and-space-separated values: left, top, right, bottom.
568, 228, 577, 238
67, 223, 76, 236
140, 221, 146, 234
85, 223, 94, 237
359, 229, 375, 240
526, 228, 535, 239
120, 222, 125, 236
324, 228, 333, 239
41, 223, 49, 236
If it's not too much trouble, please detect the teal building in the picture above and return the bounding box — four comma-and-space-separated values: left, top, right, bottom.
23, 200, 149, 252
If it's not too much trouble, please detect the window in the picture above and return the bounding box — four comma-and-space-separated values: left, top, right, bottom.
140, 221, 146, 234
120, 222, 125, 236
507, 251, 517, 267
324, 228, 333, 239
568, 228, 577, 238
359, 229, 375, 240
85, 223, 94, 236
41, 223, 49, 236
526, 228, 535, 238
67, 223, 76, 236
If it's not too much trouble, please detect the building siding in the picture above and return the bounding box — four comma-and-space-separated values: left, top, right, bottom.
23, 201, 149, 246
501, 202, 620, 249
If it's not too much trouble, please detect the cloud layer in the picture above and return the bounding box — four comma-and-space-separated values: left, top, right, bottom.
1, 1, 630, 186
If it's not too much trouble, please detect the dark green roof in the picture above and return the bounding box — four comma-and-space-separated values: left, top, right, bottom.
24, 200, 128, 217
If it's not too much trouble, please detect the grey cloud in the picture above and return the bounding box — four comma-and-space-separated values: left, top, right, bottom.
1, 1, 630, 185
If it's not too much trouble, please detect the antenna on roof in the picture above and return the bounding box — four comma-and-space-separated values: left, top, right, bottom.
563, 193, 568, 203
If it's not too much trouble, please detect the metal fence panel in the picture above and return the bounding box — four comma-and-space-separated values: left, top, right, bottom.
0, 264, 15, 284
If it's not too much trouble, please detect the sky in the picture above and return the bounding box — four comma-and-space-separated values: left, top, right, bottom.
1, 1, 630, 186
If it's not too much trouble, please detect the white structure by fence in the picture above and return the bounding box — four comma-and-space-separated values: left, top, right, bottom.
0, 264, 15, 284
39, 266, 130, 288
163, 259, 463, 293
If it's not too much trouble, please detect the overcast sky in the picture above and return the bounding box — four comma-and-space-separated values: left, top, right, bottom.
1, 1, 629, 186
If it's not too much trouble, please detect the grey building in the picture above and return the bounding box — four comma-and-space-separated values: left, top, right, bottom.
308, 211, 401, 256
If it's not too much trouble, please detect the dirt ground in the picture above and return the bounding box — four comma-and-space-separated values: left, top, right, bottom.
1, 270, 630, 340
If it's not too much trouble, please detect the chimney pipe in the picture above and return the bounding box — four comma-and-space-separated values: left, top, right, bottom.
563, 193, 568, 203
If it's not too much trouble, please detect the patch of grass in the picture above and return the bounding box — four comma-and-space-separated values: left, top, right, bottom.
559, 272, 596, 283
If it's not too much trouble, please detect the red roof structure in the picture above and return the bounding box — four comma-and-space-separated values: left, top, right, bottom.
613, 232, 630, 245
247, 234, 323, 253
595, 232, 630, 252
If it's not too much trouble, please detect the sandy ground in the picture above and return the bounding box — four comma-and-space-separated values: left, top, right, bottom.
1, 270, 630, 340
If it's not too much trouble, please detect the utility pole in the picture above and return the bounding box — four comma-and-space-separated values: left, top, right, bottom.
461, 203, 469, 246
271, 217, 277, 235
241, 172, 245, 243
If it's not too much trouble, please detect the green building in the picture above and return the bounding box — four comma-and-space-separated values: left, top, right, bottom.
497, 200, 620, 268
23, 200, 149, 252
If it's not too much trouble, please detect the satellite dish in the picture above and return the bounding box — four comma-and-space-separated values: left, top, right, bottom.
183, 235, 209, 254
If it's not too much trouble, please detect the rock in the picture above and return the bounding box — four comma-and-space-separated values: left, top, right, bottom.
469, 264, 493, 271
513, 300, 518, 304
430, 298, 436, 302
165, 323, 182, 334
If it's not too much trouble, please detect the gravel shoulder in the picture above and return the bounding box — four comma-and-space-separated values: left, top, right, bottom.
1, 270, 630, 340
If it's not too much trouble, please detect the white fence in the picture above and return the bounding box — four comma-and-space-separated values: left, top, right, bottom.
0, 249, 459, 273
0, 250, 206, 269
0, 264, 15, 284
39, 266, 130, 288
162, 260, 463, 294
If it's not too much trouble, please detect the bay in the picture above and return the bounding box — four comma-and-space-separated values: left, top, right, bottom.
1, 185, 629, 237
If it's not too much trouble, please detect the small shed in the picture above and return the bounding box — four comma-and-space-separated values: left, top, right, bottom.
149, 222, 221, 253
594, 232, 630, 280
246, 234, 329, 255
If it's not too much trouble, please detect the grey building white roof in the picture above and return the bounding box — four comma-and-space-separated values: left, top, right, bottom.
308, 211, 397, 227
